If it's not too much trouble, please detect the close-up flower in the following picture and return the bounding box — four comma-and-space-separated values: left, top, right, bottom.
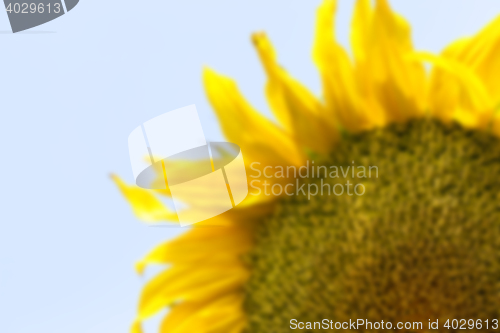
115, 0, 500, 332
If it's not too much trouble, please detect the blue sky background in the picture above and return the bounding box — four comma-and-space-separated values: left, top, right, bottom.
1, 0, 500, 332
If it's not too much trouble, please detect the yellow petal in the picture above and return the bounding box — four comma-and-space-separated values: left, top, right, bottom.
227, 319, 247, 333
160, 293, 245, 333
159, 301, 205, 333
351, 0, 427, 122
421, 51, 494, 128
350, 0, 371, 64
203, 67, 304, 167
445, 16, 500, 102
111, 175, 177, 222
135, 225, 253, 274
130, 320, 143, 333
314, 0, 384, 132
252, 32, 337, 153
204, 311, 245, 333
429, 15, 500, 129
138, 261, 249, 320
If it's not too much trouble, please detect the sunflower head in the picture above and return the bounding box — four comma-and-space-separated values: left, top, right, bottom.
114, 1, 500, 332
245, 119, 500, 332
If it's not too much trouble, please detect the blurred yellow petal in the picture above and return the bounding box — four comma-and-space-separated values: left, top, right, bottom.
138, 261, 249, 320
227, 319, 247, 333
203, 312, 245, 333
445, 16, 500, 102
351, 0, 427, 122
350, 0, 371, 63
252, 32, 337, 153
130, 320, 143, 333
160, 294, 245, 333
112, 175, 177, 222
159, 301, 205, 333
428, 15, 500, 130
421, 52, 494, 128
314, 0, 384, 132
116, 152, 265, 227
135, 225, 253, 274
203, 67, 304, 167
148, 157, 215, 196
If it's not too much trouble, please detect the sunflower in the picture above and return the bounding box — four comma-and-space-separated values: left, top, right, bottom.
114, 0, 500, 332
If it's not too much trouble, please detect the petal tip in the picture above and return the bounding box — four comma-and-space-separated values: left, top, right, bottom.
135, 261, 146, 275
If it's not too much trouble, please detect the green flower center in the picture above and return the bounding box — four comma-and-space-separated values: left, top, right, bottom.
244, 119, 500, 332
